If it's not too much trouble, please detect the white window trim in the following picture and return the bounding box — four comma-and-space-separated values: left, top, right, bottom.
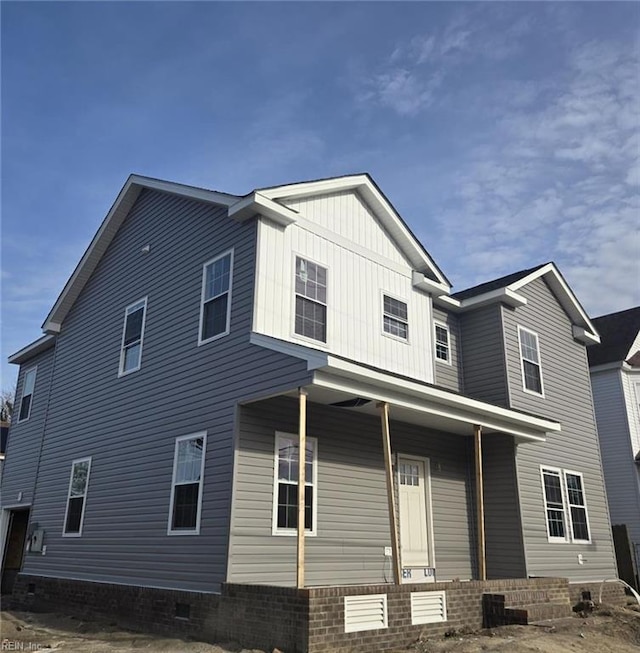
62, 456, 92, 537
381, 291, 410, 344
167, 432, 207, 536
272, 431, 318, 536
434, 322, 451, 365
540, 465, 592, 544
198, 249, 234, 346
118, 297, 148, 377
291, 253, 329, 347
518, 325, 545, 397
17, 366, 38, 423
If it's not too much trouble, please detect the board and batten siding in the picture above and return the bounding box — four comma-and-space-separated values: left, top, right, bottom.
1, 346, 56, 508
502, 277, 617, 581
253, 191, 435, 384
458, 305, 509, 407
591, 368, 640, 546
432, 306, 463, 393
228, 396, 475, 587
19, 189, 312, 593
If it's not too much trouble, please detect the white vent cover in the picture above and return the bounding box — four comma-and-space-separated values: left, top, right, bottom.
411, 590, 447, 625
344, 594, 388, 633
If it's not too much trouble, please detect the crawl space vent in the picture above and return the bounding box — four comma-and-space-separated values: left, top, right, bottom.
411, 590, 447, 625
344, 594, 388, 633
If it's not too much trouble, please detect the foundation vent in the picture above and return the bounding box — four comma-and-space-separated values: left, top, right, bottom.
344, 594, 388, 633
411, 590, 447, 625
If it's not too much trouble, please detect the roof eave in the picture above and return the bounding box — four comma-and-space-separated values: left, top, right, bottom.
8, 334, 57, 365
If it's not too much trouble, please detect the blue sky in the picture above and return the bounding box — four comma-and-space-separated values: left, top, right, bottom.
1, 1, 639, 389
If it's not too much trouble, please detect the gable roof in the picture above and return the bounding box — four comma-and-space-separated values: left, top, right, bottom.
42, 175, 240, 333
232, 173, 451, 288
444, 262, 599, 345
587, 306, 640, 367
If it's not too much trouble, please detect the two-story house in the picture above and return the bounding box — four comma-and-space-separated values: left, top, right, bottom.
0, 174, 620, 652
588, 307, 640, 590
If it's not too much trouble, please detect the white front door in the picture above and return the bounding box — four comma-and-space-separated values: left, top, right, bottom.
398, 456, 431, 568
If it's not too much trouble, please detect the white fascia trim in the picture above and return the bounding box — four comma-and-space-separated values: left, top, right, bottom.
8, 335, 56, 365
320, 356, 560, 437
229, 192, 298, 226
461, 287, 528, 311
572, 326, 600, 345
129, 176, 239, 207
412, 271, 450, 297
258, 175, 370, 201
433, 295, 462, 311
250, 332, 329, 370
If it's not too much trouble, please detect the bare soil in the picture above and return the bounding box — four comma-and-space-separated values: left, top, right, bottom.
0, 603, 638, 652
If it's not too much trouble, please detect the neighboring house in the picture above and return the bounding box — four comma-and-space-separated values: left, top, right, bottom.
0, 174, 620, 649
588, 306, 640, 588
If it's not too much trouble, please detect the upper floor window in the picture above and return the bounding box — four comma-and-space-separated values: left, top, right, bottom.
382, 295, 408, 340
63, 457, 92, 536
434, 323, 450, 363
294, 257, 327, 343
168, 433, 206, 535
199, 251, 233, 345
119, 298, 147, 376
541, 467, 590, 543
18, 367, 37, 422
273, 432, 317, 535
518, 326, 544, 395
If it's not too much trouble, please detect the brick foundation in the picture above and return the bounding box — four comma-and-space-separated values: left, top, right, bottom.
9, 575, 603, 653
568, 580, 627, 607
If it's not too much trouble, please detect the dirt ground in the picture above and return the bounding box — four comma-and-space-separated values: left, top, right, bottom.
0, 602, 639, 653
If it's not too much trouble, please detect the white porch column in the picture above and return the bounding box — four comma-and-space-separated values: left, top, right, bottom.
474, 424, 486, 581
297, 388, 307, 589
378, 401, 402, 585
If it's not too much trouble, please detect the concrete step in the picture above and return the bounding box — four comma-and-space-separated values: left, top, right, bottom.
505, 602, 573, 624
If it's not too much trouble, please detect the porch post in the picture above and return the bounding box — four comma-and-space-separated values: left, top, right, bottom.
297, 388, 308, 589
378, 401, 402, 585
474, 424, 486, 581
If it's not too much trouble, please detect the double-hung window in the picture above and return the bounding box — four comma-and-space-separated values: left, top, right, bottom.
518, 326, 544, 395
294, 257, 327, 343
434, 323, 450, 363
18, 367, 37, 422
168, 433, 206, 534
63, 458, 92, 536
273, 432, 317, 535
541, 467, 590, 543
382, 295, 408, 340
119, 298, 147, 375
199, 250, 233, 344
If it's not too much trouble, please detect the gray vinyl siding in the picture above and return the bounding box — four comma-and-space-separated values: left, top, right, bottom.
458, 305, 509, 406
590, 369, 640, 546
432, 306, 463, 392
502, 277, 617, 581
19, 189, 311, 592
1, 346, 56, 507
482, 434, 526, 579
228, 396, 476, 587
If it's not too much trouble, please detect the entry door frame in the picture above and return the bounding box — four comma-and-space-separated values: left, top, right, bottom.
396, 453, 436, 569
0, 504, 32, 574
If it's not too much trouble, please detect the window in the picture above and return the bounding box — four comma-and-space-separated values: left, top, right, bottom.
168, 433, 206, 534
434, 323, 450, 363
63, 458, 92, 536
18, 367, 37, 422
119, 298, 147, 375
518, 326, 544, 395
294, 257, 327, 343
273, 432, 317, 535
383, 295, 408, 340
541, 467, 591, 543
199, 251, 233, 344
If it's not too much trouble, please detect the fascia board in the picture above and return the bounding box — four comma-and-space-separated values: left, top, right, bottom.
258, 175, 369, 201
433, 295, 462, 311
573, 325, 601, 345
229, 193, 298, 226
412, 271, 450, 297
131, 176, 239, 206
249, 332, 328, 370
458, 287, 528, 311
589, 361, 624, 373
322, 356, 560, 435
8, 335, 56, 365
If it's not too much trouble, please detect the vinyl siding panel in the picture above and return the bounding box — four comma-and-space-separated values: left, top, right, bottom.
432, 307, 463, 393
1, 347, 56, 507
482, 434, 526, 579
503, 278, 617, 581
18, 189, 311, 592
458, 305, 508, 406
228, 396, 475, 586
591, 369, 640, 546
